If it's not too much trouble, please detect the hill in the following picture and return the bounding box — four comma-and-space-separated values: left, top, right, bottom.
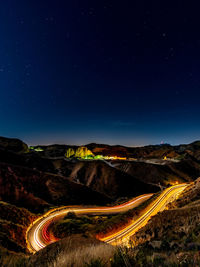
0, 136, 28, 153
0, 162, 112, 213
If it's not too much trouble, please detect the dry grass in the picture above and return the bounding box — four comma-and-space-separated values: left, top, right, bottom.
0, 246, 27, 267
54, 243, 115, 267
27, 235, 116, 267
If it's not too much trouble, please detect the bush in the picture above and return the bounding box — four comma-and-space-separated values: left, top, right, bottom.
64, 211, 77, 219
84, 258, 105, 267
110, 252, 126, 267
153, 256, 165, 266
110, 249, 136, 267
136, 250, 147, 266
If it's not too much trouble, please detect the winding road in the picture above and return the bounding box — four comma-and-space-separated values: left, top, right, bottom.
102, 183, 187, 245
26, 184, 187, 253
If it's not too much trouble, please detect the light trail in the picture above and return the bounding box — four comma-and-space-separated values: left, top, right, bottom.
26, 194, 152, 252
102, 184, 187, 245
26, 184, 187, 253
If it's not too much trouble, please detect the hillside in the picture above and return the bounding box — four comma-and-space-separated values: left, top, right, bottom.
115, 159, 200, 185
0, 201, 36, 253
0, 162, 112, 213
129, 178, 200, 265
0, 136, 28, 154
64, 161, 158, 198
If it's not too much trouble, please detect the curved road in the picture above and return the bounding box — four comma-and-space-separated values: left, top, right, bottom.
26, 194, 152, 252
26, 184, 187, 253
102, 183, 187, 245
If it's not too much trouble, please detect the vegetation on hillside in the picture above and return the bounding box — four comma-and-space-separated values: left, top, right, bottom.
0, 202, 37, 253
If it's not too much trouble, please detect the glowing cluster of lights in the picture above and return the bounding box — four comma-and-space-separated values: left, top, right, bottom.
65, 146, 95, 159
104, 156, 127, 160
29, 146, 44, 152
65, 147, 126, 160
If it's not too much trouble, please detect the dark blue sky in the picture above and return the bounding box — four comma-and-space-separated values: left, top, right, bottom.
1, 1, 200, 146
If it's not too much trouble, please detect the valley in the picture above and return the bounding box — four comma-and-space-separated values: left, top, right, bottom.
1, 136, 200, 266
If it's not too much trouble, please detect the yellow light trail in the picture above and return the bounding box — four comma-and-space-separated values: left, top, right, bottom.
102, 184, 187, 245
26, 183, 187, 253
26, 194, 152, 253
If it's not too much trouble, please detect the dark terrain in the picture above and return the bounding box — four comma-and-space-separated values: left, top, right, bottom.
1, 136, 200, 266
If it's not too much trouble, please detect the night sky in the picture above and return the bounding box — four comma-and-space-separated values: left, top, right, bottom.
1, 1, 200, 146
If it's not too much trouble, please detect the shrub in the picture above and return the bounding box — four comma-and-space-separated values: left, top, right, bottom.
153, 256, 165, 266
64, 211, 77, 220
84, 258, 105, 267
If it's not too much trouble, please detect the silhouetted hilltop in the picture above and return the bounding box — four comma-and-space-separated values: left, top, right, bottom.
0, 136, 28, 153
28, 139, 200, 161
2, 136, 200, 161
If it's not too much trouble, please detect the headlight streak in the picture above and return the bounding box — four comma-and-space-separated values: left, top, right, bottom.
102, 184, 187, 245
26, 185, 187, 253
